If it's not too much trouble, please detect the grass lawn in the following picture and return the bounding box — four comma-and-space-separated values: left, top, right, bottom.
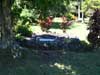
1, 49, 100, 75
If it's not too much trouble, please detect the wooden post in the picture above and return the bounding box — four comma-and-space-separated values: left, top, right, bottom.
77, 0, 81, 21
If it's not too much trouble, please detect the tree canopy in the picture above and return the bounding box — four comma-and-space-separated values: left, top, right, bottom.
12, 0, 70, 20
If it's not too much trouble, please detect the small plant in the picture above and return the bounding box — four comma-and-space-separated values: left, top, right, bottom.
60, 16, 73, 33
15, 34, 25, 41
15, 24, 33, 37
39, 16, 53, 32
66, 13, 76, 21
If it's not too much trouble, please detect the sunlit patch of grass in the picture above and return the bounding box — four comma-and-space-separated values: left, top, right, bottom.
30, 25, 42, 33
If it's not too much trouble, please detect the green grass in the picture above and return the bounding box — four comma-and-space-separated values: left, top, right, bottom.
1, 49, 100, 75
50, 22, 78, 29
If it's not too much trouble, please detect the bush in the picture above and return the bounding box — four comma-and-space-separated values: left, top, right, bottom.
87, 9, 100, 47
64, 38, 91, 52
65, 13, 76, 21
15, 24, 33, 37
15, 34, 25, 41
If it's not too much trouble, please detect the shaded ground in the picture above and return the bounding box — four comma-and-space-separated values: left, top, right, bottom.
0, 48, 100, 75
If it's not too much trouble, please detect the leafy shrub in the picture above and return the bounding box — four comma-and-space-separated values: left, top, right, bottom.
64, 38, 85, 52
15, 34, 25, 41
15, 24, 33, 37
39, 16, 53, 32
87, 9, 100, 47
66, 13, 76, 21
64, 38, 91, 52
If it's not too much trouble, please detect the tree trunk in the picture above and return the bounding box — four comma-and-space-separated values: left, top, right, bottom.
0, 0, 24, 59
0, 0, 14, 49
0, 0, 17, 62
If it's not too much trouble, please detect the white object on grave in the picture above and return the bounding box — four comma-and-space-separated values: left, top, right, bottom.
39, 38, 55, 42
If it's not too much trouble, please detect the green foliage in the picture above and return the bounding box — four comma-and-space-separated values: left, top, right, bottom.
15, 25, 32, 37
66, 13, 74, 20
15, 34, 25, 41
12, 0, 39, 26
12, 0, 70, 20
67, 1, 77, 14
64, 38, 91, 52
15, 20, 33, 37
31, 0, 70, 18
82, 0, 100, 16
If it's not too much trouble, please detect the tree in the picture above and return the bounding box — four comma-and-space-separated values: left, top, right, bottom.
18, 0, 70, 19
0, 0, 17, 61
82, 0, 100, 16
87, 9, 100, 47
0, 0, 14, 49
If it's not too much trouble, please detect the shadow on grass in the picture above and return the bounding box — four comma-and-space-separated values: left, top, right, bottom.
51, 22, 61, 29
50, 22, 75, 29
